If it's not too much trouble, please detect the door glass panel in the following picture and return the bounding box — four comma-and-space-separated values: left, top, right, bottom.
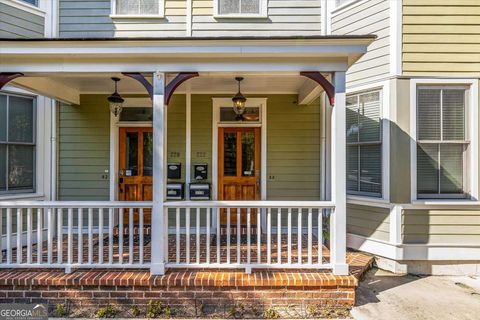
143, 131, 153, 176
223, 132, 237, 176
242, 131, 255, 176
125, 132, 138, 176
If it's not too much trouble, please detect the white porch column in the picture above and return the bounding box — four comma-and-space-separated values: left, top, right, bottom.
151, 72, 167, 275
330, 71, 348, 275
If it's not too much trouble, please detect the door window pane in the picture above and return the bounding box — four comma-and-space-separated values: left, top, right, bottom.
125, 132, 139, 176
143, 132, 153, 176
8, 145, 34, 190
242, 131, 255, 176
0, 95, 6, 142
223, 132, 237, 176
8, 96, 34, 143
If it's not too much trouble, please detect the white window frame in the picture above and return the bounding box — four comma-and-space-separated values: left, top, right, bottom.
346, 81, 390, 203
110, 0, 165, 19
214, 0, 268, 19
410, 79, 479, 202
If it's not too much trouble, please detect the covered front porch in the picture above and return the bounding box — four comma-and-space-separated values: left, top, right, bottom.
0, 37, 374, 280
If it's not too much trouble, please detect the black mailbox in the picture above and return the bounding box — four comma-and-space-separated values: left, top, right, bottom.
193, 163, 208, 180
167, 183, 184, 200
189, 183, 210, 200
167, 163, 181, 179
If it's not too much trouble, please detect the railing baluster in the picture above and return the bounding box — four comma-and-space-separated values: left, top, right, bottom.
139, 208, 144, 265
16, 208, 22, 264
287, 208, 292, 264
88, 208, 93, 264
99, 208, 104, 264
47, 208, 53, 264
78, 208, 83, 264
57, 208, 63, 264
298, 208, 302, 264
216, 208, 220, 264
196, 208, 200, 264
257, 209, 261, 263
206, 208, 210, 264
175, 208, 180, 264
247, 208, 251, 265
67, 208, 73, 265
27, 208, 32, 264
308, 208, 312, 265
118, 208, 123, 264
277, 208, 281, 264
129, 208, 133, 264
318, 210, 323, 264
226, 208, 231, 264
237, 207, 241, 264
267, 208, 271, 264
37, 208, 42, 264
108, 208, 114, 265
186, 208, 190, 264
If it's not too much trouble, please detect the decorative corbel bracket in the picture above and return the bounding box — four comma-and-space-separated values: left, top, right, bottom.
300, 72, 335, 106
165, 72, 199, 105
122, 72, 153, 99
0, 73, 24, 90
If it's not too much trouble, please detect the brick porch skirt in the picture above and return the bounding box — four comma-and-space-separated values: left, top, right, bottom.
0, 252, 372, 317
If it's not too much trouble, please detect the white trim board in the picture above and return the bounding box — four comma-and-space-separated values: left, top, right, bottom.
409, 78, 479, 202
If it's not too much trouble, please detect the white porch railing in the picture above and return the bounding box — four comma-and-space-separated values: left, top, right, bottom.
0, 200, 336, 273
164, 201, 335, 273
0, 201, 152, 271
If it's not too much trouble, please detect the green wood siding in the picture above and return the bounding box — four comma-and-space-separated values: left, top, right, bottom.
347, 204, 390, 241
0, 3, 44, 38
191, 95, 213, 182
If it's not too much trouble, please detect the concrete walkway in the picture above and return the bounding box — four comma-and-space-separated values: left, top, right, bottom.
352, 268, 480, 320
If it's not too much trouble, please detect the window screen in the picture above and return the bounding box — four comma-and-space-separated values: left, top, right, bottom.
116, 0, 159, 15
0, 94, 36, 194
416, 88, 467, 197
218, 0, 261, 15
346, 90, 382, 197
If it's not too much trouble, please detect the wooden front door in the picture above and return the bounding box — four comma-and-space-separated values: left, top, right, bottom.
118, 127, 152, 224
218, 127, 261, 225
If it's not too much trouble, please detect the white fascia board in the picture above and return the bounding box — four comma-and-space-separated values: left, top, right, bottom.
11, 77, 80, 105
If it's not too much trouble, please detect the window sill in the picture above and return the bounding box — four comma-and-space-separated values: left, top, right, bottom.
213, 14, 268, 19
0, 193, 45, 201
110, 14, 165, 19
1, 0, 45, 17
347, 195, 392, 208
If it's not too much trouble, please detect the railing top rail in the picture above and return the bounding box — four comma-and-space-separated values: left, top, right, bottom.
164, 200, 335, 209
0, 201, 153, 209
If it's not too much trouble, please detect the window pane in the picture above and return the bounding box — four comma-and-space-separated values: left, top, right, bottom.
442, 89, 465, 141
8, 96, 34, 143
359, 145, 382, 195
220, 106, 260, 122
0, 95, 6, 142
359, 92, 381, 142
417, 89, 441, 140
0, 145, 5, 191
241, 0, 259, 13
417, 143, 439, 194
242, 131, 255, 176
20, 0, 37, 5
223, 132, 237, 176
143, 132, 153, 176
346, 96, 358, 143
440, 144, 464, 194
117, 0, 157, 14
125, 132, 139, 176
346, 145, 359, 192
219, 0, 240, 14
8, 145, 34, 191
119, 107, 152, 121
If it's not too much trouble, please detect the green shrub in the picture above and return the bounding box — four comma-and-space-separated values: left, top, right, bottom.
264, 307, 280, 319
94, 305, 116, 318
55, 304, 67, 317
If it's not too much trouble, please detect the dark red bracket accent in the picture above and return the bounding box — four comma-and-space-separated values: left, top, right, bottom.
165, 72, 199, 105
122, 72, 153, 99
300, 72, 335, 106
0, 73, 24, 90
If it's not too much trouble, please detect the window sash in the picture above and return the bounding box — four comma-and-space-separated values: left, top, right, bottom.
416, 87, 468, 198
216, 0, 264, 16
0, 94, 36, 194
115, 0, 161, 15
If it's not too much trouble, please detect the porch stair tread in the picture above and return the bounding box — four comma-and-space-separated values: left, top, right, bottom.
0, 252, 373, 289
